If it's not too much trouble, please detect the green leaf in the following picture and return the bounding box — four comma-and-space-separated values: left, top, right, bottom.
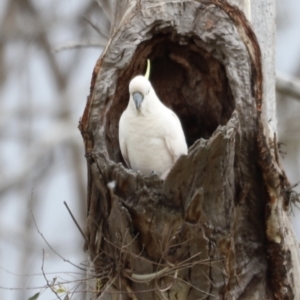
54, 284, 67, 294
28, 292, 40, 300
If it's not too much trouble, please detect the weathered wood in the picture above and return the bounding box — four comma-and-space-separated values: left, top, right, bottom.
250, 0, 276, 133
248, 1, 300, 298
80, 1, 299, 299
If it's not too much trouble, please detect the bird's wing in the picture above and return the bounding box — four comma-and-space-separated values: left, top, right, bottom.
119, 113, 131, 168
120, 139, 131, 168
164, 111, 188, 163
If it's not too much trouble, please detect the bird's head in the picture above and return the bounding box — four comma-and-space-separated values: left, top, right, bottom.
129, 75, 152, 112
128, 60, 160, 115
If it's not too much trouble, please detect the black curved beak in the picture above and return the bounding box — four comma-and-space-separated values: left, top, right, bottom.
133, 92, 144, 110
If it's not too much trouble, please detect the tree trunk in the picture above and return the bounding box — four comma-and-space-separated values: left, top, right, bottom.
80, 1, 300, 299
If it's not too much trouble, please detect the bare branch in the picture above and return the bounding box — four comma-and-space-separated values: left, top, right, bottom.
0, 121, 79, 196
54, 41, 104, 53
82, 16, 110, 39
276, 73, 300, 100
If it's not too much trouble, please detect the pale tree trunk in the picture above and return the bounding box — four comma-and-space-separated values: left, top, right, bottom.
80, 1, 300, 299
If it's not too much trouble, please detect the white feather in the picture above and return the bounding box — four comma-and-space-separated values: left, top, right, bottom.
119, 75, 188, 179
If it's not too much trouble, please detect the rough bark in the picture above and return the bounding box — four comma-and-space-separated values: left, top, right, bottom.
80, 1, 300, 299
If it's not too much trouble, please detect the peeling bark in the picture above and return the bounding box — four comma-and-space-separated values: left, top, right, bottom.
80, 1, 300, 299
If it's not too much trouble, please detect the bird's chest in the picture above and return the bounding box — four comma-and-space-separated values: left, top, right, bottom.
125, 115, 167, 149
125, 117, 172, 175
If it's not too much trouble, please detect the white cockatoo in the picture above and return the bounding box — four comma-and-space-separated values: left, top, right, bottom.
118, 60, 188, 179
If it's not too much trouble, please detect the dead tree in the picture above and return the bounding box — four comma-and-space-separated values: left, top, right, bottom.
80, 1, 300, 299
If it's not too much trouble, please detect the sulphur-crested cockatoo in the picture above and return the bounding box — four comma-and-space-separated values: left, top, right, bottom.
118, 60, 188, 179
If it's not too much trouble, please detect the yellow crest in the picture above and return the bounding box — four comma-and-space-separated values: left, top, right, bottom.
144, 59, 151, 80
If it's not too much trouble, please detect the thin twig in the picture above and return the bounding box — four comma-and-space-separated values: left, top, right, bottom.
129, 266, 173, 282
31, 209, 86, 271
54, 41, 104, 53
41, 249, 63, 300
96, 0, 112, 23
0, 265, 85, 277
64, 201, 88, 243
